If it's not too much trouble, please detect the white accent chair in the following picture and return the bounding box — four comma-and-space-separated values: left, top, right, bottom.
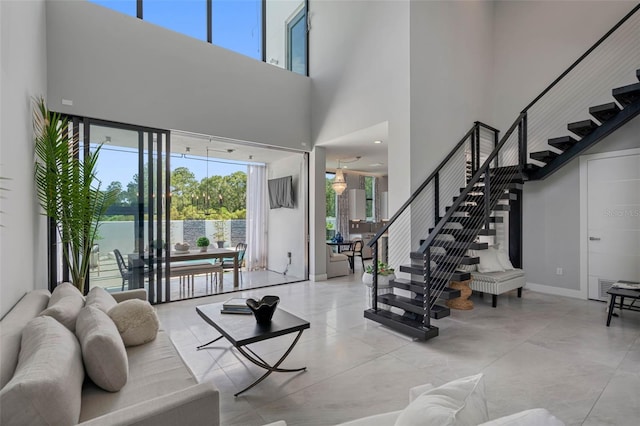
326, 245, 350, 278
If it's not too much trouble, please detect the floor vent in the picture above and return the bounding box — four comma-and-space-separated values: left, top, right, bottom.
598, 278, 617, 301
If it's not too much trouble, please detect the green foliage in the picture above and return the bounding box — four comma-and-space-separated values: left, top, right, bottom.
196, 236, 210, 247
33, 97, 117, 292
365, 260, 395, 276
325, 176, 336, 218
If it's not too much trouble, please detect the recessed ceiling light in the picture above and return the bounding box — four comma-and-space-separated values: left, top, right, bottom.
373, 140, 382, 144
369, 162, 384, 167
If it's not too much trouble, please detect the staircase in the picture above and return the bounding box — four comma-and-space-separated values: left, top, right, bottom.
364, 5, 640, 341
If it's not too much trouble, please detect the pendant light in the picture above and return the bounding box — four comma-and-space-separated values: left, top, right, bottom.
332, 159, 347, 195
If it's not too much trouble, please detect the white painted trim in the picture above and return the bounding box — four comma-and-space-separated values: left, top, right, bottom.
310, 274, 328, 282
526, 282, 584, 299
579, 148, 640, 300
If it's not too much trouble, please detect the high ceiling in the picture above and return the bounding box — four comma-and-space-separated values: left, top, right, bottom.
88, 122, 389, 175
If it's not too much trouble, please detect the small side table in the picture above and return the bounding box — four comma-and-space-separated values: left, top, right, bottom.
606, 286, 640, 326
447, 279, 474, 310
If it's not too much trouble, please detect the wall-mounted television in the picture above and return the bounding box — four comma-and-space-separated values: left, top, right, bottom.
268, 176, 294, 209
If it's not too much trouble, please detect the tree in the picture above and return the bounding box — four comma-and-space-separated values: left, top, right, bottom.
326, 177, 336, 218
105, 181, 125, 205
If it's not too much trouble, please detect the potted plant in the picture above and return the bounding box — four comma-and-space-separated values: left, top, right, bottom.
362, 261, 395, 287
196, 236, 210, 252
34, 97, 116, 293
214, 221, 226, 248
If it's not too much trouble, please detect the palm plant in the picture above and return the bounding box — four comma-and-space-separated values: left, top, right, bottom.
33, 97, 116, 292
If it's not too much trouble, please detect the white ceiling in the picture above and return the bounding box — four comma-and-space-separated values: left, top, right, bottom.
89, 122, 389, 175
317, 121, 389, 175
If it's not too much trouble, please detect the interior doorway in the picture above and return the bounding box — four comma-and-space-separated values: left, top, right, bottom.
582, 148, 640, 300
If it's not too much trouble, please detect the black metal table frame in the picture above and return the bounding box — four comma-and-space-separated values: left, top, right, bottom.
196, 323, 307, 396
606, 287, 640, 326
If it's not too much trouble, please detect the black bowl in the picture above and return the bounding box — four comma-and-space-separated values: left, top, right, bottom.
246, 296, 280, 324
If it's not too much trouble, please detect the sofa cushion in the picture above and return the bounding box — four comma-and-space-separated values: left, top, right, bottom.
479, 408, 565, 426
76, 306, 129, 392
108, 299, 160, 347
0, 316, 84, 426
79, 330, 197, 422
472, 269, 525, 284
0, 289, 50, 389
85, 286, 118, 314
394, 373, 489, 426
40, 282, 85, 331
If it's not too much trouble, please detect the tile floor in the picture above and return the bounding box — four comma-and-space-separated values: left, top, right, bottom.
156, 273, 640, 426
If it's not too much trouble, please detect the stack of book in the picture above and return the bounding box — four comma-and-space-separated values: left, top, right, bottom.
221, 298, 251, 314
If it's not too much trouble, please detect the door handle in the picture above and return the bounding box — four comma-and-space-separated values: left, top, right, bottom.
589, 237, 601, 241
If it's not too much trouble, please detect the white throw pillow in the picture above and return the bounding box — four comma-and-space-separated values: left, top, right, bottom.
76, 306, 129, 391
108, 299, 159, 347
394, 373, 489, 426
40, 285, 85, 332
493, 245, 515, 271
85, 286, 118, 314
479, 408, 565, 426
0, 316, 84, 426
476, 247, 505, 273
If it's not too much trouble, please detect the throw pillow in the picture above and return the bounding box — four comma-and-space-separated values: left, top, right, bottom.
493, 245, 515, 271
76, 306, 129, 392
108, 299, 159, 347
0, 316, 84, 426
85, 286, 118, 314
40, 291, 85, 332
48, 281, 83, 305
479, 408, 565, 426
476, 247, 505, 273
395, 374, 489, 426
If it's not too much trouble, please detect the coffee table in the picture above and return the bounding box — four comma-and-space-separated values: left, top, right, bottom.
196, 302, 310, 396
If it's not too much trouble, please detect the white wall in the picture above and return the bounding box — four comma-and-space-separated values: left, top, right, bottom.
309, 146, 327, 280
409, 0, 494, 187
488, 1, 639, 295
267, 154, 306, 279
0, 0, 48, 317
46, 0, 311, 150
524, 116, 640, 295
489, 0, 637, 131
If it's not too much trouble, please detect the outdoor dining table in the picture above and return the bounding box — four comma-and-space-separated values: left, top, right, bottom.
128, 248, 239, 289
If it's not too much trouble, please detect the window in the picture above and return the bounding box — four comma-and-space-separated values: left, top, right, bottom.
145, 0, 207, 42
365, 176, 374, 222
286, 7, 307, 75
212, 0, 262, 60
325, 173, 337, 240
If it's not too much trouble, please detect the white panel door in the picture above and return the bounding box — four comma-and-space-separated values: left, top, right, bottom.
587, 153, 640, 300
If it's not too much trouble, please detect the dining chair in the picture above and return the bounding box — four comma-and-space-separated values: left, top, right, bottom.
221, 242, 247, 285
341, 239, 364, 272
114, 249, 149, 291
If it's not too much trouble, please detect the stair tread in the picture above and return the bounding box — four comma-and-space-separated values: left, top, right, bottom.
390, 278, 462, 299
548, 136, 579, 151
440, 216, 504, 224
364, 309, 439, 340
454, 193, 517, 202
429, 227, 497, 236
430, 241, 489, 250
450, 204, 510, 212
530, 150, 560, 163
568, 119, 599, 138
612, 82, 640, 106
377, 294, 451, 319
398, 265, 471, 281
589, 102, 621, 123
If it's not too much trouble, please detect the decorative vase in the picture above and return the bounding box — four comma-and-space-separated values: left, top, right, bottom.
217, 241, 225, 248
362, 272, 394, 288
246, 296, 280, 324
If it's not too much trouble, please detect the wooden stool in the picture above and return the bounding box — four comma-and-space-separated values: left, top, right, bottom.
446, 279, 474, 310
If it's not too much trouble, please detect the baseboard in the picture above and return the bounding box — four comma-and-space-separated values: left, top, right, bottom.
310, 274, 328, 282
526, 282, 586, 300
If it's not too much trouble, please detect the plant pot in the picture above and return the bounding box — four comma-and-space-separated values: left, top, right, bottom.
199, 246, 208, 252
217, 241, 225, 248
362, 272, 394, 288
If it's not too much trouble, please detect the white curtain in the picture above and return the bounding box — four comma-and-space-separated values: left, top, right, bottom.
246, 165, 268, 271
